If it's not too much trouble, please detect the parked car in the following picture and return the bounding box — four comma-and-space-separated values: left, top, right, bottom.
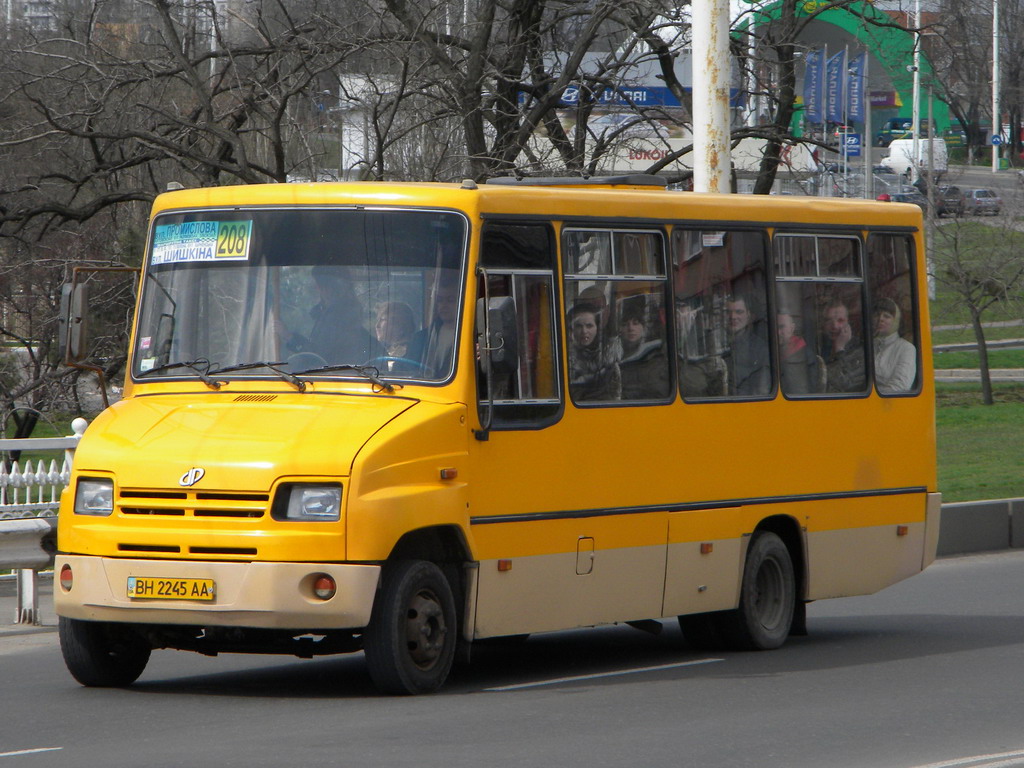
963, 188, 1002, 215
935, 186, 965, 217
877, 189, 928, 211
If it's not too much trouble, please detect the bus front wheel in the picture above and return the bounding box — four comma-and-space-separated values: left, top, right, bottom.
364, 559, 457, 695
58, 617, 151, 687
719, 531, 796, 650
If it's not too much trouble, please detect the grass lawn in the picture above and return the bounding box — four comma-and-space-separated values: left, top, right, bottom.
936, 384, 1024, 502
932, 325, 1024, 345
933, 348, 1024, 369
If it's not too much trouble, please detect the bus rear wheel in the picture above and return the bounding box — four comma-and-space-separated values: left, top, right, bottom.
364, 559, 457, 695
718, 531, 796, 650
58, 617, 151, 687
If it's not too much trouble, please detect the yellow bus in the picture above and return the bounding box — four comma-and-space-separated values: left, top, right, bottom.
55, 176, 940, 694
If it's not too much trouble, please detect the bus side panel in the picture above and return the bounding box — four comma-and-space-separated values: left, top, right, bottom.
469, 514, 667, 638
663, 508, 745, 617
804, 492, 929, 599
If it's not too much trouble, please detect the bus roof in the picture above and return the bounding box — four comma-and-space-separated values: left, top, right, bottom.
150, 180, 922, 231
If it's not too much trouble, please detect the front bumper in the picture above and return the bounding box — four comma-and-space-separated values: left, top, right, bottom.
54, 555, 380, 630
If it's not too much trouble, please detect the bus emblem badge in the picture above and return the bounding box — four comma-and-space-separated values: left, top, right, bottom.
179, 467, 206, 487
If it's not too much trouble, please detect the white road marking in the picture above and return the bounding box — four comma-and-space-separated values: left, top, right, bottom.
907, 750, 1024, 768
0, 748, 63, 758
483, 657, 724, 691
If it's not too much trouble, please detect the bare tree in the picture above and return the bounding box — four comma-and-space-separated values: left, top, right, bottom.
932, 218, 1024, 405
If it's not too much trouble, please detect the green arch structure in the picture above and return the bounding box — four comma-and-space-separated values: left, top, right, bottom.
740, 0, 950, 133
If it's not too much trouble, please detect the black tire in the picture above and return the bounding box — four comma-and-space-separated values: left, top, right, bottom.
364, 560, 457, 695
716, 531, 796, 651
58, 617, 151, 687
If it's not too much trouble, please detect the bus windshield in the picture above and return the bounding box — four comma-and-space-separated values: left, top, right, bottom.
133, 208, 467, 384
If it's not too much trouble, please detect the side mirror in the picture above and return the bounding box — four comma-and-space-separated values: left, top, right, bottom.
476, 296, 518, 378
58, 282, 90, 364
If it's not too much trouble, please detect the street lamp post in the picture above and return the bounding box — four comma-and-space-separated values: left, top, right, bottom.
992, 0, 1000, 173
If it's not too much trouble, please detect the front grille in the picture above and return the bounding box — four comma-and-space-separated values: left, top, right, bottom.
117, 489, 270, 520
189, 546, 258, 556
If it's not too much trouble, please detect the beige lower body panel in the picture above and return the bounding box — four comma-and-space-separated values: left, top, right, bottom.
805, 521, 928, 600
663, 538, 744, 617
472, 544, 666, 638
54, 555, 380, 630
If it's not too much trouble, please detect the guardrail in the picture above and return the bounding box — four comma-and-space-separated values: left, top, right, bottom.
0, 418, 87, 624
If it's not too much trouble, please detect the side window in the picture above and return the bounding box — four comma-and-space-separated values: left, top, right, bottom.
563, 229, 671, 405
672, 229, 773, 399
476, 222, 561, 430
867, 234, 920, 395
774, 234, 867, 396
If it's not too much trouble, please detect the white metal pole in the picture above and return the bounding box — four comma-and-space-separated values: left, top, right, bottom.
992, 0, 1000, 173
863, 55, 872, 198
911, 0, 921, 182
692, 0, 732, 193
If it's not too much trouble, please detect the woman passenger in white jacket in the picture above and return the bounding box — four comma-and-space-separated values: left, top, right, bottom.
873, 298, 917, 393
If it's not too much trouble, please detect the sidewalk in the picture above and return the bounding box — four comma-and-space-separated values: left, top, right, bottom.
934, 368, 1024, 382
0, 573, 56, 636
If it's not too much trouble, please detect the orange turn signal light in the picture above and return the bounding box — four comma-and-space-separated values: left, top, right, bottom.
312, 574, 337, 600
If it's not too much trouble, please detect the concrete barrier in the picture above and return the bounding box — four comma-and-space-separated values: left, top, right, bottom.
938, 498, 1024, 556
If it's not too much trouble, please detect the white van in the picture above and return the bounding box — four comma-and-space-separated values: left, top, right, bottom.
880, 138, 948, 177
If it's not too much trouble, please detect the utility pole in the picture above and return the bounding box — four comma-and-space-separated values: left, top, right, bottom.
692, 0, 732, 193
992, 0, 1000, 173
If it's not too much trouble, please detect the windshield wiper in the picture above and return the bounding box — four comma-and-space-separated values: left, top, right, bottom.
293, 364, 396, 393
207, 361, 307, 392
137, 359, 226, 390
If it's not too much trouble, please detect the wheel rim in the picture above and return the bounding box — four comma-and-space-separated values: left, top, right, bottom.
404, 588, 448, 670
753, 556, 786, 631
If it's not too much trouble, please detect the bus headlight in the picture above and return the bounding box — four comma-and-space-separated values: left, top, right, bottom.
273, 484, 342, 522
74, 478, 114, 516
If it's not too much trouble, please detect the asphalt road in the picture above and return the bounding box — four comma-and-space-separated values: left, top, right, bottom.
3, 551, 1024, 768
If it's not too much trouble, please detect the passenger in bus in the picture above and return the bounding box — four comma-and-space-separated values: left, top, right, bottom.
284, 266, 374, 364
723, 294, 770, 396
373, 301, 422, 371
872, 298, 916, 393
607, 299, 669, 399
568, 303, 621, 400
777, 310, 821, 394
821, 299, 866, 393
416, 281, 460, 377
675, 300, 727, 397
578, 285, 611, 341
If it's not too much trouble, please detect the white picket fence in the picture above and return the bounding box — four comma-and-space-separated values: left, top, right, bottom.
0, 418, 87, 624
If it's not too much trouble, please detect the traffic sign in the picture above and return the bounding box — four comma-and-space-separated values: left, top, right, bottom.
991, 135, 1002, 146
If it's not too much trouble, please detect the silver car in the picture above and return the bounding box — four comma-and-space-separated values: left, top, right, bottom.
963, 188, 1002, 215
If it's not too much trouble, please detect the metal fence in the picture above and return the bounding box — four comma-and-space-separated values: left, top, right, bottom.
0, 418, 87, 624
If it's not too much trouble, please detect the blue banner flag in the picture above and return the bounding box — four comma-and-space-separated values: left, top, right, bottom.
825, 50, 846, 124
803, 49, 824, 124
847, 52, 867, 122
